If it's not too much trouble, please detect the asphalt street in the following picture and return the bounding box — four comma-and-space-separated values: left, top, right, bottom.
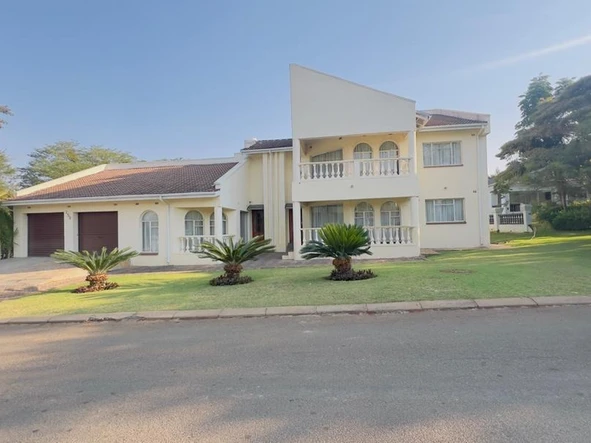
1, 306, 590, 442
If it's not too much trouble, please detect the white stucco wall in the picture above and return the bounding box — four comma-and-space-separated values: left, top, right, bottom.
416, 129, 489, 249
290, 65, 416, 140
11, 197, 234, 266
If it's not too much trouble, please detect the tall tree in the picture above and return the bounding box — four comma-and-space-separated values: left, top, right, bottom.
20, 141, 137, 187
515, 74, 553, 130
0, 105, 12, 129
497, 75, 591, 207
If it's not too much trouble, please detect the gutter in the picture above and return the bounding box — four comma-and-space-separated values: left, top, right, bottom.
4, 191, 219, 207
418, 123, 487, 132
476, 126, 487, 246
159, 196, 172, 265
241, 147, 293, 154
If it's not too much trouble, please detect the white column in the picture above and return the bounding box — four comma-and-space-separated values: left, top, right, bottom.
214, 205, 223, 241
277, 151, 287, 251
64, 210, 76, 251
292, 201, 302, 259
407, 130, 417, 174
410, 196, 420, 245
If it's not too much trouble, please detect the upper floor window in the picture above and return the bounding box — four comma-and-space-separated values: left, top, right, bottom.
426, 199, 465, 223
423, 141, 461, 167
380, 201, 401, 226
354, 202, 375, 227
209, 212, 228, 236
185, 211, 204, 236
379, 141, 399, 159
141, 211, 159, 253
353, 143, 373, 160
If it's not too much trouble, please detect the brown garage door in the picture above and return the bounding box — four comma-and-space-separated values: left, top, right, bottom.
78, 212, 118, 253
28, 213, 65, 257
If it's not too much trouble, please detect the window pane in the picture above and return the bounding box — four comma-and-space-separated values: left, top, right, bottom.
423, 142, 461, 166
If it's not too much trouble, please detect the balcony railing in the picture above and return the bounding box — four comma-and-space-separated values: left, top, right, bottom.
302, 226, 415, 245
299, 158, 411, 181
179, 235, 233, 253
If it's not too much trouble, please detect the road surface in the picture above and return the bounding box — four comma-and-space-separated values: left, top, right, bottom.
1, 306, 590, 442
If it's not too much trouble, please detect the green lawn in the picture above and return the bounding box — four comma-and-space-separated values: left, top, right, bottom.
1, 232, 590, 319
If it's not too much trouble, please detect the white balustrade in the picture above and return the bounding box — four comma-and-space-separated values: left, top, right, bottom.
179, 235, 233, 253
299, 158, 411, 181
301, 226, 414, 245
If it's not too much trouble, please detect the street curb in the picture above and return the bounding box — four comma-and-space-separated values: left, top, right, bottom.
2, 296, 591, 325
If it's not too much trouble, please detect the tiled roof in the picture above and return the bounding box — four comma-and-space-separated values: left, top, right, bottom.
424, 113, 487, 127
8, 163, 237, 202
242, 138, 293, 151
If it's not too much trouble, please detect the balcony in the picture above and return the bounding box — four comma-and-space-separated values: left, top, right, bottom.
293, 158, 419, 202
301, 226, 418, 259
179, 235, 233, 253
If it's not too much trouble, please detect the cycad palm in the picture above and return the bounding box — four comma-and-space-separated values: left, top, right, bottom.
300, 224, 372, 274
199, 236, 275, 282
52, 247, 139, 292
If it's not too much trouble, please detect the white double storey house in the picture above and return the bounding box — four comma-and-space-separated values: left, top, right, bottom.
6, 65, 491, 265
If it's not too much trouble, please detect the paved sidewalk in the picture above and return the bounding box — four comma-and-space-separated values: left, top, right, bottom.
1, 295, 590, 325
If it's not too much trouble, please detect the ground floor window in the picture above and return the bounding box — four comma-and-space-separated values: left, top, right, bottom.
380, 201, 401, 226
209, 212, 228, 236
141, 211, 159, 252
426, 199, 464, 223
354, 202, 374, 227
311, 205, 343, 228
184, 210, 204, 236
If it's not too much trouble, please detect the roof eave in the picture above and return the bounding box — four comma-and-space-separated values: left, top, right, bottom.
241, 147, 293, 154
4, 191, 220, 206
418, 123, 488, 132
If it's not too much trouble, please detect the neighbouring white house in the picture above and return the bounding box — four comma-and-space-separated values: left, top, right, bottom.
4, 65, 491, 265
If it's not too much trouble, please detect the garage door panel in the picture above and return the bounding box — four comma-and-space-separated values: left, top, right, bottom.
27, 213, 65, 257
79, 212, 118, 253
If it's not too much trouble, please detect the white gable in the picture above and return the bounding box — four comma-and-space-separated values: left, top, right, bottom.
290, 65, 416, 139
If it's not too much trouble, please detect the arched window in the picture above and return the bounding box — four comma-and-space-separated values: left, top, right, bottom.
354, 202, 374, 227
379, 141, 400, 176
379, 141, 399, 159
209, 212, 228, 236
141, 211, 159, 253
185, 211, 204, 236
353, 143, 373, 160
381, 201, 401, 226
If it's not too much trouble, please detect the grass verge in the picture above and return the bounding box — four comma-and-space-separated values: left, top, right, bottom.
1, 232, 590, 318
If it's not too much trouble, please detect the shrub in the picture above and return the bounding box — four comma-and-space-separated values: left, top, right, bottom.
52, 247, 139, 292
198, 236, 275, 285
551, 203, 591, 231
534, 203, 562, 224
328, 269, 376, 281
300, 224, 373, 280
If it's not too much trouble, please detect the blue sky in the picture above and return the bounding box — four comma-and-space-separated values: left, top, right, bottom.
2, 0, 591, 174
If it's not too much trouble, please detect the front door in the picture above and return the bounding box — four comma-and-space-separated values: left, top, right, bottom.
251, 210, 264, 238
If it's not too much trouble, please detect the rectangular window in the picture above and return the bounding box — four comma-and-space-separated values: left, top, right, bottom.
311, 205, 343, 228
426, 199, 465, 223
423, 142, 462, 167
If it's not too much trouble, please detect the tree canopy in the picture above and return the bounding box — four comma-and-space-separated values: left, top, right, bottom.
496, 75, 591, 206
20, 141, 137, 187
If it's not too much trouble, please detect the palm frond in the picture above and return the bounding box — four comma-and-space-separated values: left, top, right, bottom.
52, 247, 139, 274
300, 224, 372, 260
198, 236, 275, 265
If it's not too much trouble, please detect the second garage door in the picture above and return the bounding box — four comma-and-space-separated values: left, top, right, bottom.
78, 212, 118, 253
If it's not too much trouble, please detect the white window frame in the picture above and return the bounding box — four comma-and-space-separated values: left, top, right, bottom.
184, 210, 204, 236
423, 141, 462, 167
141, 211, 159, 253
354, 202, 374, 227
425, 199, 465, 223
380, 201, 401, 226
209, 212, 228, 236
311, 205, 344, 228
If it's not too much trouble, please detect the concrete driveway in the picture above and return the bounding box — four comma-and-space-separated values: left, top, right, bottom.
0, 258, 85, 299
1, 306, 590, 442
